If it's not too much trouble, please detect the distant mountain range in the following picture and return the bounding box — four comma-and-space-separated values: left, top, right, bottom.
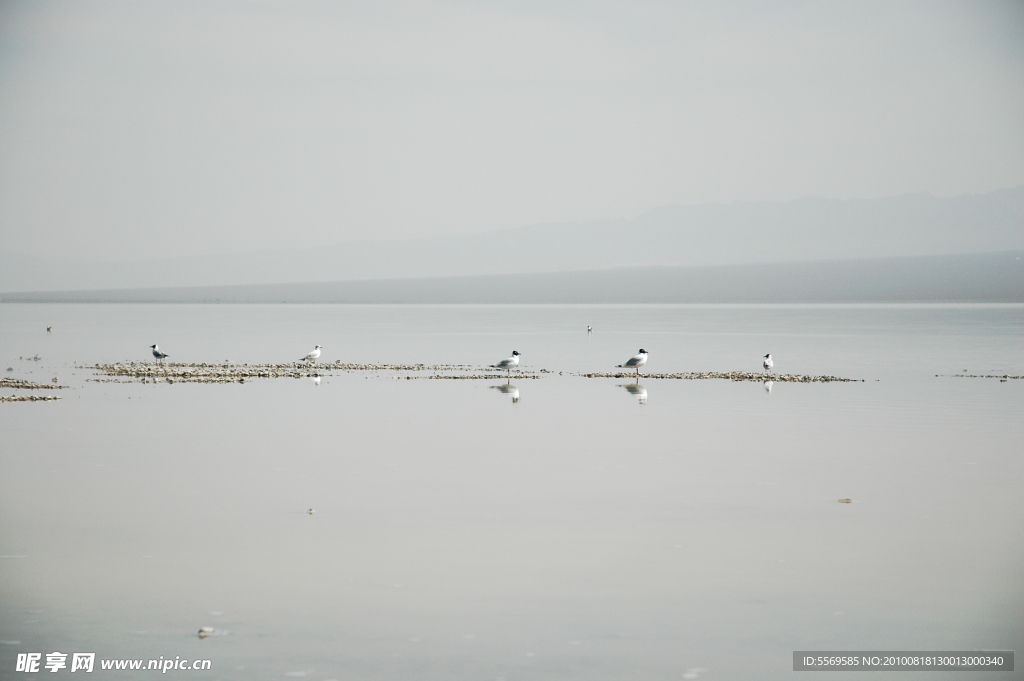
1, 187, 1021, 293
5, 251, 1021, 304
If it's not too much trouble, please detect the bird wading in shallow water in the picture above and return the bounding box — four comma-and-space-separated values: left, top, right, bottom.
763, 353, 773, 374
301, 346, 322, 363
490, 350, 521, 376
150, 345, 169, 362
617, 349, 648, 376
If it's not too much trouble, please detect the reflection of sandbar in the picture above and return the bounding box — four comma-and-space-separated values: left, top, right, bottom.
579, 371, 859, 383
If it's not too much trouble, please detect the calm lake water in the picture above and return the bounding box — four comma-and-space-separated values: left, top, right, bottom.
1, 304, 1022, 680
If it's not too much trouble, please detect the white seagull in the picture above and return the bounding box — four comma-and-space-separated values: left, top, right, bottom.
617, 349, 648, 376
762, 353, 773, 374
300, 346, 322, 363
150, 344, 169, 362
490, 350, 521, 376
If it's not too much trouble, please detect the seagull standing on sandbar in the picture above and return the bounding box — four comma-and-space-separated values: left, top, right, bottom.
763, 353, 773, 374
301, 346, 322, 363
150, 345, 169, 362
490, 350, 521, 376
617, 349, 648, 376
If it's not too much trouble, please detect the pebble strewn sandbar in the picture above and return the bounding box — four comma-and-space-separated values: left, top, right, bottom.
0, 378, 66, 390
419, 374, 541, 380
83, 361, 475, 383
938, 374, 1021, 379
81, 362, 859, 384
1, 395, 62, 402
575, 371, 859, 382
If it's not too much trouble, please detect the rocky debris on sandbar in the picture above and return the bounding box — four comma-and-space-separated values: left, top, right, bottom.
81, 363, 859, 384
1, 395, 62, 402
0, 378, 66, 390
937, 373, 1021, 379
574, 371, 858, 382
83, 361, 475, 384
420, 374, 541, 380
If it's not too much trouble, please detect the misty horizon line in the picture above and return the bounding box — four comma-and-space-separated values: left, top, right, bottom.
5, 250, 1020, 304
3, 187, 1020, 294
4, 185, 1021, 264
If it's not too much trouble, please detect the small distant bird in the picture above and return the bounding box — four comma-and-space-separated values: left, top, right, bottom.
5, 368, 12, 372
150, 345, 168, 361
763, 353, 773, 374
32, 355, 40, 361
197, 627, 214, 639
46, 326, 52, 333
490, 350, 521, 376
307, 508, 315, 514
617, 349, 648, 376
300, 346, 322, 363
587, 325, 592, 333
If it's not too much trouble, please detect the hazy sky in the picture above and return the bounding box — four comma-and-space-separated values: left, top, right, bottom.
1, 0, 1022, 262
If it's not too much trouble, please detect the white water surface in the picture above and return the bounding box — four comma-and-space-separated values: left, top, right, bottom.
1, 304, 1022, 680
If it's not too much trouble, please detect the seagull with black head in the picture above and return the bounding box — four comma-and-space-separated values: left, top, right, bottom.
490, 350, 521, 376
617, 349, 648, 376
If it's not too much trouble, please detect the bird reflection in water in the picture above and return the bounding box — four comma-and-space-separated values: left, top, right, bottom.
620, 381, 648, 405
311, 376, 321, 386
763, 380, 773, 394
491, 382, 520, 404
